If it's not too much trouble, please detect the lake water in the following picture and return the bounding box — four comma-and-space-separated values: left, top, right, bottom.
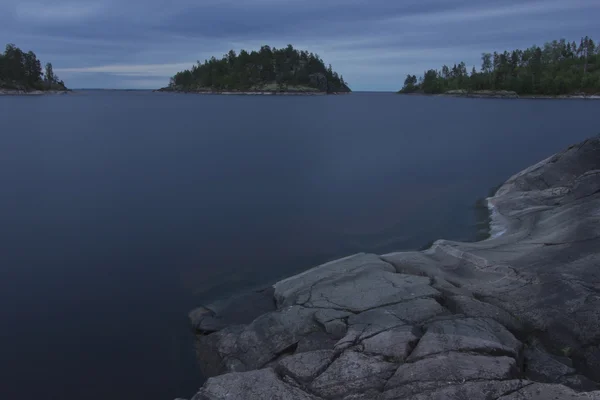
0, 91, 597, 400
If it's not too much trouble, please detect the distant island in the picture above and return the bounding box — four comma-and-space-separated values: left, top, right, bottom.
399, 36, 600, 98
0, 44, 68, 94
157, 45, 351, 95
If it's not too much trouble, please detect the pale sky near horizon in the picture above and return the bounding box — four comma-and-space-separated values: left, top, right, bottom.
1, 0, 599, 90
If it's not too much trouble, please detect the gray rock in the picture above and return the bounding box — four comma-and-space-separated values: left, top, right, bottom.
195, 306, 320, 376
408, 318, 522, 361
277, 350, 334, 383
310, 351, 397, 398
343, 391, 380, 400
381, 380, 531, 400
335, 298, 447, 350
274, 253, 395, 307
445, 295, 525, 333
189, 288, 276, 333
361, 326, 419, 361
496, 382, 600, 399
524, 339, 576, 382
192, 368, 320, 400
386, 352, 517, 389
559, 374, 600, 392
584, 345, 600, 382
297, 269, 439, 313
296, 331, 338, 353
314, 309, 351, 339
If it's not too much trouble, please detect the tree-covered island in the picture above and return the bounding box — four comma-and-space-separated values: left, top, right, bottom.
159, 45, 351, 94
0, 44, 68, 93
399, 36, 600, 98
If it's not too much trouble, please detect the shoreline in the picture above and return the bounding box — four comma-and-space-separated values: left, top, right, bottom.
0, 89, 70, 96
399, 91, 600, 100
181, 137, 600, 400
153, 89, 350, 96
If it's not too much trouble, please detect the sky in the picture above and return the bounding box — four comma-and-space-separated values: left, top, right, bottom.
1, 0, 599, 90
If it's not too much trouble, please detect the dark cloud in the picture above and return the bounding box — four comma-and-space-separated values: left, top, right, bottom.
2, 0, 599, 89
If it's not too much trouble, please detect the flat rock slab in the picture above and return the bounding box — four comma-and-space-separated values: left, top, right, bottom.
496, 383, 600, 399
386, 352, 517, 389
408, 317, 522, 361
192, 368, 320, 400
310, 351, 397, 399
274, 253, 395, 307
298, 269, 439, 313
335, 298, 447, 350
381, 380, 532, 400
445, 295, 525, 332
277, 350, 334, 383
361, 326, 419, 361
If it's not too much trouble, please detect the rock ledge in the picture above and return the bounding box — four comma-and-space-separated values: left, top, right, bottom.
184, 136, 600, 400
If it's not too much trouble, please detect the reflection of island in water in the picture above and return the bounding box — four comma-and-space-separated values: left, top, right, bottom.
0, 43, 68, 94
157, 45, 351, 95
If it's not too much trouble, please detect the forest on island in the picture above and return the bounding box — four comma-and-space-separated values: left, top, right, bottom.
400, 36, 600, 95
168, 45, 350, 93
0, 44, 67, 91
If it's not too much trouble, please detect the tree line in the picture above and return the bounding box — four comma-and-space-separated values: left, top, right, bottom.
169, 44, 350, 93
0, 44, 66, 91
400, 36, 600, 95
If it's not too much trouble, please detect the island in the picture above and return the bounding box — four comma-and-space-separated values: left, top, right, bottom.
0, 44, 68, 95
177, 136, 600, 399
157, 45, 351, 95
399, 36, 600, 99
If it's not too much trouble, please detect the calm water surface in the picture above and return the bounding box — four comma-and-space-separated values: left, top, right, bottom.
0, 91, 597, 399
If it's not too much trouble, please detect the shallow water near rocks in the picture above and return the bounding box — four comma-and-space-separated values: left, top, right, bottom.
0, 90, 597, 399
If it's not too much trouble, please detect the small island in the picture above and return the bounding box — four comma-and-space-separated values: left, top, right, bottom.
0, 44, 68, 95
157, 45, 351, 95
399, 36, 600, 98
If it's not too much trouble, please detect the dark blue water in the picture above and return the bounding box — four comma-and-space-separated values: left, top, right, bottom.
0, 91, 597, 400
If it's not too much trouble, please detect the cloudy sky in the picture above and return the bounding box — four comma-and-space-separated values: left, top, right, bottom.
1, 0, 599, 90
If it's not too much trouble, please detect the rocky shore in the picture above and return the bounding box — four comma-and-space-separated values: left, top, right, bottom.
404, 90, 600, 100
154, 88, 329, 96
443, 89, 519, 99
0, 88, 69, 95
181, 136, 600, 400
